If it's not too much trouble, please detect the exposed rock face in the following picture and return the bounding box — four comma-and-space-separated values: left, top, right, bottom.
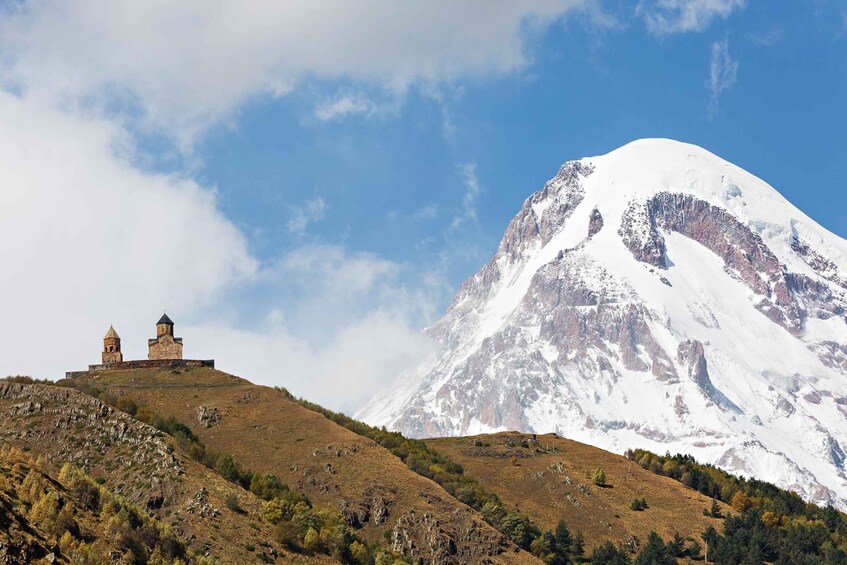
0, 383, 181, 504
197, 405, 221, 427
360, 139, 847, 511
391, 505, 508, 564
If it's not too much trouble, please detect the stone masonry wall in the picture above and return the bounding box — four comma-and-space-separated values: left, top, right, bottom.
65, 358, 214, 379
148, 334, 183, 360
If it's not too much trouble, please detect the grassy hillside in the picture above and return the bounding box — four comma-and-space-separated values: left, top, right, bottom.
13, 366, 842, 564
0, 444, 181, 564
425, 432, 727, 554
60, 367, 535, 564
0, 381, 320, 564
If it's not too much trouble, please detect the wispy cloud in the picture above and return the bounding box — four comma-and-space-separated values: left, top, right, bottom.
639, 0, 745, 35
287, 195, 328, 234
314, 92, 400, 122
450, 163, 481, 230
413, 205, 439, 221
747, 29, 782, 47
708, 38, 738, 118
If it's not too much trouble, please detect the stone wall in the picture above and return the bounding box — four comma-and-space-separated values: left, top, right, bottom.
102, 349, 123, 364
148, 334, 183, 360
65, 358, 214, 379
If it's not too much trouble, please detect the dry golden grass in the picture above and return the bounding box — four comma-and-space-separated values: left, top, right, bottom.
426, 432, 729, 553
69, 367, 537, 564
0, 381, 325, 564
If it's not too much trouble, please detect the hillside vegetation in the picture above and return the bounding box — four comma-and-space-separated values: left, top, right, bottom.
4, 367, 845, 564
425, 432, 726, 554
0, 381, 326, 564
59, 368, 534, 564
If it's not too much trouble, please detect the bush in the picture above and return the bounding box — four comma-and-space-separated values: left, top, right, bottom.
303, 527, 321, 552
225, 493, 244, 514
630, 498, 648, 511
592, 467, 607, 486
349, 540, 369, 564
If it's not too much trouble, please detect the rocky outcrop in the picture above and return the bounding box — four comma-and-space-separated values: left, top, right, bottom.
0, 383, 182, 503
391, 504, 508, 564
197, 405, 221, 427
621, 192, 847, 336
588, 208, 604, 238
339, 486, 392, 528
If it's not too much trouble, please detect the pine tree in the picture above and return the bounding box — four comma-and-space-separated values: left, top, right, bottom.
573, 531, 585, 561
666, 532, 685, 557
634, 532, 675, 565
709, 499, 722, 518
590, 541, 630, 564
552, 520, 572, 564
702, 525, 719, 563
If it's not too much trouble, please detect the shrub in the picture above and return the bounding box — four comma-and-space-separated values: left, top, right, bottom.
592, 467, 606, 486
303, 527, 321, 552
349, 540, 369, 564
225, 493, 244, 514
630, 498, 648, 511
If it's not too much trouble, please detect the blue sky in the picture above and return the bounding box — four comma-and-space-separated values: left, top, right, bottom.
0, 1, 845, 410
199, 0, 846, 295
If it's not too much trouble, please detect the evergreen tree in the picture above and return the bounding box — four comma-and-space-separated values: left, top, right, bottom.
553, 519, 572, 563
573, 531, 586, 561
666, 532, 685, 558
634, 532, 675, 565
590, 541, 631, 565
702, 525, 719, 563
709, 499, 722, 518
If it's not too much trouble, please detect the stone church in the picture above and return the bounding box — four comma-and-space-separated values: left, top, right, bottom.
66, 314, 214, 378
147, 313, 183, 360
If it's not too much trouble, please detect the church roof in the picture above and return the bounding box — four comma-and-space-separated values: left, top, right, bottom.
157, 313, 174, 325
104, 325, 120, 340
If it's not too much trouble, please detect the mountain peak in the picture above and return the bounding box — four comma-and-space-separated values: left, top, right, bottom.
360, 142, 847, 510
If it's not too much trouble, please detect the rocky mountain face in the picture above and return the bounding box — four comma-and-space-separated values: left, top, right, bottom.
359, 139, 847, 511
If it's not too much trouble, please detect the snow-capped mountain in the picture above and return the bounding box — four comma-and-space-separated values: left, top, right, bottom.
358, 139, 847, 510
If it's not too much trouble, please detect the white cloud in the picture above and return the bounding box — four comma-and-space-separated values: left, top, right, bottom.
708, 38, 738, 117
187, 313, 436, 414
287, 195, 328, 234
638, 0, 745, 35
451, 163, 482, 230
314, 92, 400, 122
1, 2, 552, 413
187, 245, 442, 413
0, 94, 438, 411
413, 205, 440, 221
0, 1, 591, 142
0, 90, 257, 377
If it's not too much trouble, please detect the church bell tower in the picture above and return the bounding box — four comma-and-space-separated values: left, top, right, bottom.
102, 326, 123, 364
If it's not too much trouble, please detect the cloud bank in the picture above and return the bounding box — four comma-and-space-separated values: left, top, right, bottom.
0, 2, 601, 411
0, 0, 591, 142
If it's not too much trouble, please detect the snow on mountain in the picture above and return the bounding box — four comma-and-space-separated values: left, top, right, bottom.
358, 139, 847, 510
